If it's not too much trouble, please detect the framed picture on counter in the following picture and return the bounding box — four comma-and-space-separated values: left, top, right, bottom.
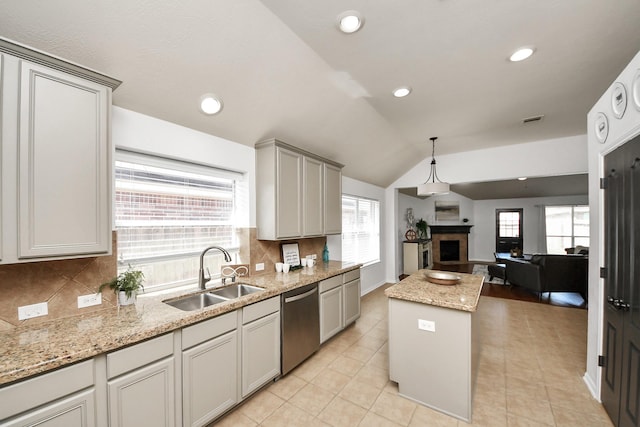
281, 243, 301, 267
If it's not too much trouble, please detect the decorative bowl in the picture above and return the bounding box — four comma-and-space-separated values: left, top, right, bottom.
423, 271, 461, 286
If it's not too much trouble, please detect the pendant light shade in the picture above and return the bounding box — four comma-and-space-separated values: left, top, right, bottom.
417, 137, 450, 196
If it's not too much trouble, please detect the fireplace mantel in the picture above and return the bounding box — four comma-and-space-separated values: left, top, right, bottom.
429, 225, 473, 235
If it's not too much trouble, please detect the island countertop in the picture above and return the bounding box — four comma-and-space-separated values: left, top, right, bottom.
0, 261, 360, 386
384, 269, 483, 312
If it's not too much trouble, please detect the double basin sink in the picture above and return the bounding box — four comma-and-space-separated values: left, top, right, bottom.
164, 283, 264, 311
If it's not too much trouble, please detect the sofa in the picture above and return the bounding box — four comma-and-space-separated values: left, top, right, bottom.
504, 254, 588, 301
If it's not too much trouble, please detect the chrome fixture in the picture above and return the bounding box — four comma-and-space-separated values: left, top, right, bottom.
417, 137, 450, 196
198, 246, 232, 290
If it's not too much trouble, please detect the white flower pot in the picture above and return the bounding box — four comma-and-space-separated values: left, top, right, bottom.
118, 291, 136, 306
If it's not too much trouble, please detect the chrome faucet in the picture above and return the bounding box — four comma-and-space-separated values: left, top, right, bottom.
198, 246, 232, 290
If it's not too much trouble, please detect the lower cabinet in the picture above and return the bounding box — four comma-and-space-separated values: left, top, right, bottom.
181, 312, 238, 427
106, 334, 175, 427
343, 272, 361, 326
241, 297, 281, 397
320, 285, 343, 343
0, 359, 96, 427
319, 268, 361, 344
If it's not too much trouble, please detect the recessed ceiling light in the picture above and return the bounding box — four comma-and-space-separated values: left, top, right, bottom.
199, 94, 223, 115
338, 11, 364, 33
510, 47, 535, 62
393, 87, 411, 98
518, 177, 528, 181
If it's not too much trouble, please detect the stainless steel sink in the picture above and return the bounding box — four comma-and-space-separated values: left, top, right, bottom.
209, 283, 264, 299
164, 292, 228, 311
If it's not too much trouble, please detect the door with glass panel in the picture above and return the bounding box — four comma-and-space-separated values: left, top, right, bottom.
495, 209, 523, 254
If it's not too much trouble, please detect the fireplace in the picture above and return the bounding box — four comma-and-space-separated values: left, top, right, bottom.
429, 225, 472, 264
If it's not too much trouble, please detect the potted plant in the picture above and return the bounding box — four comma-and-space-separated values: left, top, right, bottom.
415, 218, 428, 240
98, 265, 145, 306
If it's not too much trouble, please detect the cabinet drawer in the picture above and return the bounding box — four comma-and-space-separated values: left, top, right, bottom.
107, 333, 174, 379
344, 269, 360, 283
0, 359, 94, 420
182, 311, 237, 350
243, 297, 279, 324
319, 275, 342, 293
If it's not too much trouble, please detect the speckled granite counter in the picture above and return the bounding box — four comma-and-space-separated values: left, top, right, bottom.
0, 261, 359, 386
384, 269, 483, 312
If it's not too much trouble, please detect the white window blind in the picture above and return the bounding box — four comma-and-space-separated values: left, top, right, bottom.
115, 151, 243, 293
342, 195, 380, 265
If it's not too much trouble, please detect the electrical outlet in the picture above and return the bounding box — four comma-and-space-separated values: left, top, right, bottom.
18, 302, 48, 320
418, 319, 435, 332
255, 263, 265, 271
78, 293, 102, 308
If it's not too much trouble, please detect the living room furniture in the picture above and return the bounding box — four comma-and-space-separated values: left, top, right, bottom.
504, 254, 588, 301
487, 263, 507, 283
403, 240, 432, 274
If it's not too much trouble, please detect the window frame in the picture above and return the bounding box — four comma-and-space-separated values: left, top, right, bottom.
545, 205, 589, 254
341, 194, 381, 267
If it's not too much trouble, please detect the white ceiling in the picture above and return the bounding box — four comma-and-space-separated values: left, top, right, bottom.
1, 1, 639, 187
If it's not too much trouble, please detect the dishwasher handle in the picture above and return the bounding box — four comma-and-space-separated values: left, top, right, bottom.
284, 287, 316, 303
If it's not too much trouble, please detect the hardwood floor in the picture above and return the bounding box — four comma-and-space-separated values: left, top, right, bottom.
433, 262, 588, 309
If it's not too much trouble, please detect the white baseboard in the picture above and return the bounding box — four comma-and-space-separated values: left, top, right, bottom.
582, 372, 599, 401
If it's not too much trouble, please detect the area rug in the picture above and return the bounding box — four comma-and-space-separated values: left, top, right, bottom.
471, 264, 505, 284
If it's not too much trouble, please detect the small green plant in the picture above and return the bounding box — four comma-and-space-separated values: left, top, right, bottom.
415, 218, 428, 240
98, 265, 145, 299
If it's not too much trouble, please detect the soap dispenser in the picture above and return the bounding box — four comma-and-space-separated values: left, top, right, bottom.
322, 243, 329, 263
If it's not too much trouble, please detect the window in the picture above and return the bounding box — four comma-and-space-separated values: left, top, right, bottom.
495, 208, 523, 253
342, 195, 380, 265
115, 151, 244, 293
545, 205, 589, 254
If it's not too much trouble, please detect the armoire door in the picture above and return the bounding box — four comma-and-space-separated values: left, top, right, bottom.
602, 135, 640, 427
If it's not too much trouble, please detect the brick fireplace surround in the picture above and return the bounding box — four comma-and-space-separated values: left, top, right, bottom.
430, 225, 473, 264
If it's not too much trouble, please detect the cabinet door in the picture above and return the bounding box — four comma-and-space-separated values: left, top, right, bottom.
343, 279, 361, 326
183, 330, 238, 427
242, 312, 280, 397
323, 163, 342, 235
303, 156, 323, 236
320, 286, 343, 343
2, 389, 95, 427
18, 61, 110, 259
108, 358, 175, 427
276, 146, 302, 238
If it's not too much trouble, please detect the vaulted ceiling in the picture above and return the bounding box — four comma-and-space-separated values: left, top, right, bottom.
1, 1, 639, 187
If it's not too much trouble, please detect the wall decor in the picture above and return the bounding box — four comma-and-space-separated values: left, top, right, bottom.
281, 242, 301, 267
435, 201, 460, 221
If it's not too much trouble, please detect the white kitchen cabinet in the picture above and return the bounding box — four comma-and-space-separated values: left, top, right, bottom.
323, 162, 342, 235
343, 270, 361, 326
0, 38, 120, 264
0, 359, 95, 426
106, 334, 175, 427
181, 312, 238, 427
319, 275, 344, 343
242, 297, 280, 397
255, 138, 343, 240
303, 156, 324, 236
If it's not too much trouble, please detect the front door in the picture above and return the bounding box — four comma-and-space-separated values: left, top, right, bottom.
495, 209, 523, 253
602, 136, 640, 427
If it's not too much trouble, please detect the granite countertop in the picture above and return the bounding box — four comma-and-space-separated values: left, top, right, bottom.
0, 261, 360, 386
385, 269, 483, 312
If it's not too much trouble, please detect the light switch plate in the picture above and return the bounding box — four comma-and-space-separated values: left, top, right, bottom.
255, 263, 265, 271
18, 302, 48, 320
78, 293, 102, 308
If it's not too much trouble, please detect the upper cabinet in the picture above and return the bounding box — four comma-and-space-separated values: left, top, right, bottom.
255, 139, 343, 240
0, 38, 121, 264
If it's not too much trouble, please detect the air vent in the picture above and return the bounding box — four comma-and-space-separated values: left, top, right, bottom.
522, 115, 544, 124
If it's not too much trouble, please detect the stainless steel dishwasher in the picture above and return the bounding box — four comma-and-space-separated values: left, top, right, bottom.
281, 283, 320, 375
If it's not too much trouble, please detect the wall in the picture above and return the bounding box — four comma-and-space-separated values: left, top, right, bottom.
585, 51, 640, 399
385, 135, 589, 282
472, 194, 588, 261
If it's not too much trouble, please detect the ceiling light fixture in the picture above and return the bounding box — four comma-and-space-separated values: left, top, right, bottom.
417, 137, 450, 196
338, 11, 364, 34
510, 47, 535, 62
518, 177, 528, 181
393, 87, 412, 98
199, 94, 223, 115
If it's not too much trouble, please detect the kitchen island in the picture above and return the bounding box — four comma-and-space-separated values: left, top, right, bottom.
385, 269, 483, 422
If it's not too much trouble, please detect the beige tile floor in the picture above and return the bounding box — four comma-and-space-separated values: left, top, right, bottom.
213, 285, 612, 426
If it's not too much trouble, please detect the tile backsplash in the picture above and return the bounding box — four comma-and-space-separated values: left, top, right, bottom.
0, 229, 327, 328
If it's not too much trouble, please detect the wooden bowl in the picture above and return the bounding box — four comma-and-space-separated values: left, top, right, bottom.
423, 271, 461, 286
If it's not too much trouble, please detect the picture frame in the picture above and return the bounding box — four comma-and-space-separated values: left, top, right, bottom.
281, 242, 301, 267
435, 201, 460, 221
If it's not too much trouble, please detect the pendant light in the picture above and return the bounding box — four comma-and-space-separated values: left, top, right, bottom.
417, 137, 450, 196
